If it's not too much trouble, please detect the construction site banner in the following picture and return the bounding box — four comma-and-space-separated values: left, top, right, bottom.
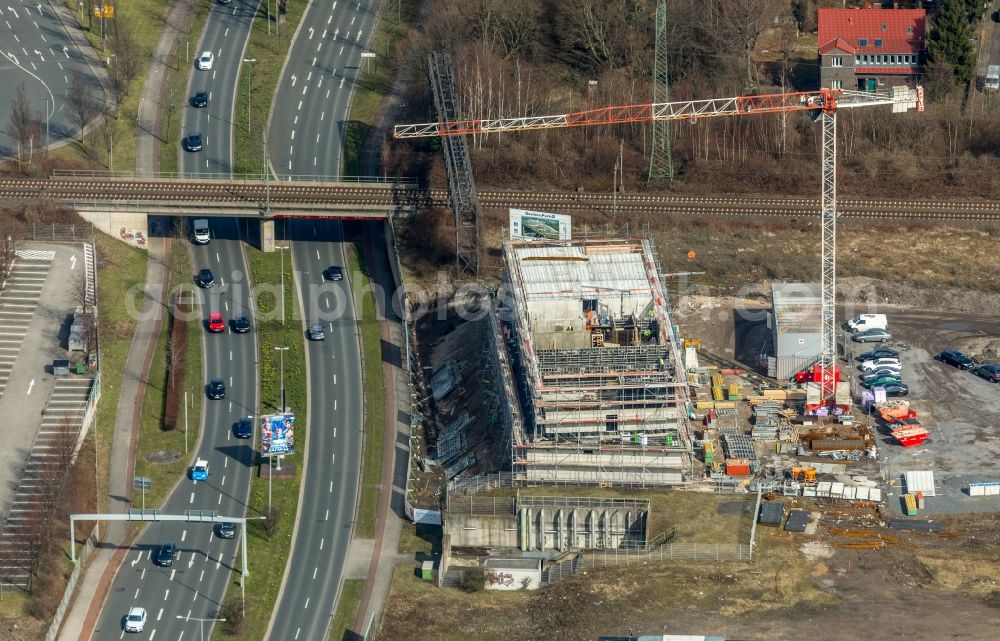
261, 413, 295, 457
509, 208, 571, 241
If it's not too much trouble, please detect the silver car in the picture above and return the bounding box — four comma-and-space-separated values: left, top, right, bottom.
307, 324, 325, 341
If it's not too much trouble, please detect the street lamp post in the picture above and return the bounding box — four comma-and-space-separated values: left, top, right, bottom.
175, 614, 226, 641
243, 58, 256, 134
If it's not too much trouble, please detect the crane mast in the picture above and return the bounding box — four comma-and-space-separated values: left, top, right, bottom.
396, 86, 924, 401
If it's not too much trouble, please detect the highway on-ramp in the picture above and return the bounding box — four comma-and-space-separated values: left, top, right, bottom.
262, 219, 363, 641
269, 0, 381, 177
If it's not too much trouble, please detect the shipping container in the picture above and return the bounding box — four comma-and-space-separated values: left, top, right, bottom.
726, 457, 751, 476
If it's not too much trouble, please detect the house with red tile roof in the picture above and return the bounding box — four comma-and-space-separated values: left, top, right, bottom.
818, 7, 925, 91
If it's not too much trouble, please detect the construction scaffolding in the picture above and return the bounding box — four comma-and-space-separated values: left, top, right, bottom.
499, 237, 692, 486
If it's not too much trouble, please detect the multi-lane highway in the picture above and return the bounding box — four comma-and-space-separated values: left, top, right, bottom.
91, 218, 258, 639
262, 219, 363, 640
269, 0, 380, 177
0, 1, 101, 155
181, 0, 261, 177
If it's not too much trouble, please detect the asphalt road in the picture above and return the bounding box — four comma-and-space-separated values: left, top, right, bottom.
180, 0, 260, 177
260, 219, 363, 641
268, 0, 380, 177
0, 1, 101, 157
91, 217, 259, 639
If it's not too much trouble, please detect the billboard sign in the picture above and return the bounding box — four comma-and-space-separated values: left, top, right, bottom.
260, 413, 295, 457
509, 208, 571, 241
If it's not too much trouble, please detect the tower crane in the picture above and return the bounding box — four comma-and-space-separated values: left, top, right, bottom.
395, 86, 924, 401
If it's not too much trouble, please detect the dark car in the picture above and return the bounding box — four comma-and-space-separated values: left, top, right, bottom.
207, 377, 226, 399
974, 363, 1000, 383
882, 383, 909, 397
196, 268, 215, 288
190, 91, 208, 108
857, 347, 898, 362
233, 416, 253, 439
155, 541, 176, 567
216, 522, 237, 539
939, 349, 974, 370
861, 367, 901, 382
852, 327, 891, 343
183, 133, 204, 152
861, 375, 903, 389
232, 315, 251, 333
307, 324, 325, 341
324, 266, 344, 281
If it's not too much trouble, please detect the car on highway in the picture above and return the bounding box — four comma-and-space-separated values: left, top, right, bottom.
307, 324, 325, 341
859, 357, 901, 372
207, 377, 226, 399
196, 268, 215, 288
155, 541, 176, 567
852, 327, 891, 343
183, 133, 204, 152
857, 347, 898, 362
234, 416, 253, 439
216, 522, 237, 539
208, 312, 225, 333
861, 375, 903, 389
124, 607, 147, 633
881, 382, 909, 397
191, 90, 208, 108
974, 363, 1000, 383
233, 314, 251, 333
191, 458, 209, 481
196, 51, 214, 70
939, 349, 975, 370
324, 265, 344, 281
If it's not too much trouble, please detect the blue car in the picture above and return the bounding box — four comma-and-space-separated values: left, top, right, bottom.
191, 459, 209, 481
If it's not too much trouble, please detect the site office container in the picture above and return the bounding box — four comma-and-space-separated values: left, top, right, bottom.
726, 458, 751, 476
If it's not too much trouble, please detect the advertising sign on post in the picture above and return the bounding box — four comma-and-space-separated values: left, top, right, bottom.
260, 413, 295, 457
509, 208, 571, 241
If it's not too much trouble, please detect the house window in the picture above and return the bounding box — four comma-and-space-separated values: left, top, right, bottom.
882, 23, 888, 32
906, 26, 913, 34
831, 56, 843, 67
859, 38, 868, 47
877, 77, 885, 86
832, 80, 843, 89
875, 39, 883, 47
891, 55, 898, 64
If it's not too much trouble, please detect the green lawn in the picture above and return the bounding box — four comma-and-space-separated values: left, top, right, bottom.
213, 245, 306, 641
132, 241, 204, 508
232, 2, 308, 175
327, 579, 364, 641
346, 244, 385, 540
342, 0, 420, 176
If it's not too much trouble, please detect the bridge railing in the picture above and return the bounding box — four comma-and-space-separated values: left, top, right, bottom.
50, 169, 419, 185
1, 223, 96, 243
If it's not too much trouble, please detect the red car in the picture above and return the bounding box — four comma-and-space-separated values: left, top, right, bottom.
208, 313, 225, 333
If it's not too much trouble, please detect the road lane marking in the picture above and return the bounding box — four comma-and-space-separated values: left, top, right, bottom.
199, 569, 205, 582
224, 27, 228, 37
229, 350, 233, 361
334, 374, 337, 385
322, 29, 327, 38
295, 628, 301, 640
356, 29, 362, 41
339, 77, 345, 88
321, 104, 327, 114
351, 15, 355, 25
218, 493, 222, 505
307, 71, 312, 81
339, 45, 344, 55
316, 133, 321, 143
164, 589, 169, 601
225, 457, 228, 468
190, 492, 195, 503
26, 378, 33, 394
291, 130, 295, 140
141, 569, 146, 580
181, 530, 187, 542
149, 631, 156, 641
221, 474, 225, 486
312, 55, 317, 65
187, 554, 195, 569
302, 85, 307, 95
328, 14, 332, 24
290, 145, 294, 155
157, 608, 163, 621
216, 251, 220, 262
170, 569, 176, 581
291, 74, 297, 87
193, 590, 199, 602
135, 588, 140, 599
309, 26, 314, 39
329, 480, 333, 492
297, 100, 302, 110
304, 597, 310, 609
324, 509, 329, 520
313, 566, 318, 579
132, 551, 142, 567
334, 401, 337, 413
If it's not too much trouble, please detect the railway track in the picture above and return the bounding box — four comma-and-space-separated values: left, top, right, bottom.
2, 177, 1000, 221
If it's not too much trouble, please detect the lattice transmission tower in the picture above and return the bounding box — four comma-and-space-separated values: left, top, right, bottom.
648, 0, 674, 181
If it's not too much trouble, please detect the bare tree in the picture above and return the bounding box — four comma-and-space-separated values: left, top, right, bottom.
7, 83, 39, 165
720, 0, 784, 90
108, 16, 140, 107
462, 0, 542, 60
67, 71, 101, 139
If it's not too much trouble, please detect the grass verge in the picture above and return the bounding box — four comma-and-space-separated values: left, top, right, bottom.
132, 241, 204, 508
341, 0, 420, 176
346, 243, 384, 539
327, 579, 364, 641
213, 242, 306, 641
232, 2, 308, 175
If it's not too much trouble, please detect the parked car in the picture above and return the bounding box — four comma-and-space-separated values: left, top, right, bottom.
155, 541, 175, 567
845, 313, 887, 333
307, 324, 325, 341
191, 458, 209, 481
207, 377, 226, 399
881, 383, 910, 397
861, 375, 903, 389
232, 315, 251, 333
196, 268, 215, 288
234, 416, 253, 439
861, 367, 902, 382
190, 90, 208, 108
974, 363, 1000, 383
852, 327, 891, 343
857, 347, 898, 362
939, 349, 975, 370
183, 133, 203, 152
859, 357, 901, 372
216, 522, 237, 539
124, 607, 147, 633
196, 51, 214, 70
208, 312, 225, 333
324, 265, 344, 281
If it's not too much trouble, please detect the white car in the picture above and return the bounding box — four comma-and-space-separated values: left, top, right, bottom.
124, 606, 146, 632
196, 51, 214, 70
859, 357, 901, 372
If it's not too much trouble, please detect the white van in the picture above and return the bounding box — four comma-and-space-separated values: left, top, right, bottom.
846, 313, 887, 333
193, 219, 210, 244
